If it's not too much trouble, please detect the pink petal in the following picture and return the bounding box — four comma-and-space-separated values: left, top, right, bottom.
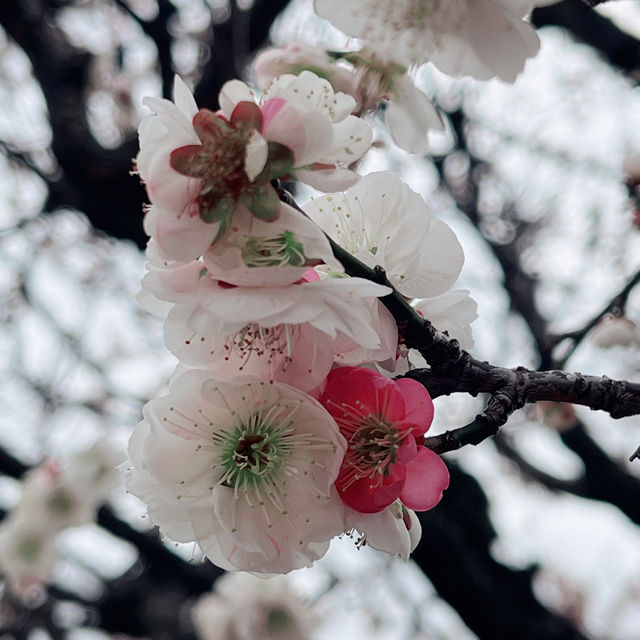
259, 98, 286, 130
395, 378, 434, 436
396, 433, 417, 465
400, 447, 449, 511
338, 466, 406, 514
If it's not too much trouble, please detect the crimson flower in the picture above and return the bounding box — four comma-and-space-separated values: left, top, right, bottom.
320, 366, 449, 514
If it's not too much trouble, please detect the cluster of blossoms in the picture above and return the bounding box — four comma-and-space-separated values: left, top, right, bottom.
122, 0, 554, 575
192, 572, 315, 640
256, 0, 555, 153
0, 440, 123, 593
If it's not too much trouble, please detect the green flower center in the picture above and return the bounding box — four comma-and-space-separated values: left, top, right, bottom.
220, 410, 294, 491
241, 231, 307, 268
348, 415, 401, 478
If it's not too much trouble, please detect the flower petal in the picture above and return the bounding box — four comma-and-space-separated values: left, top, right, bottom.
400, 447, 449, 511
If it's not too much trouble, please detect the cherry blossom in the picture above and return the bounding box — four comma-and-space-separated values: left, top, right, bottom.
320, 366, 449, 514
313, 0, 548, 82
122, 369, 347, 573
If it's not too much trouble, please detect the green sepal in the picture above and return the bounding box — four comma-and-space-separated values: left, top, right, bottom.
200, 195, 235, 223
255, 142, 295, 183
240, 184, 281, 222
211, 211, 233, 244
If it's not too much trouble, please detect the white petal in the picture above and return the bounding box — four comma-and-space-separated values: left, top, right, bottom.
244, 130, 269, 182
319, 115, 372, 164
385, 75, 443, 154
143, 204, 221, 262
395, 218, 464, 298
295, 167, 361, 191
204, 202, 342, 287
172, 75, 198, 120
218, 80, 258, 119
413, 289, 478, 350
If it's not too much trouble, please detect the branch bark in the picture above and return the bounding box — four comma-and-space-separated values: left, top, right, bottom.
278, 185, 640, 453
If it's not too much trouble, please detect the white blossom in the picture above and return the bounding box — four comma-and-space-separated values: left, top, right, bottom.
221, 71, 372, 191
122, 370, 347, 573
304, 171, 464, 298
202, 202, 343, 287
137, 78, 222, 262
254, 42, 443, 154
140, 263, 395, 390
192, 573, 315, 640
590, 316, 640, 349
314, 0, 548, 82
0, 513, 58, 594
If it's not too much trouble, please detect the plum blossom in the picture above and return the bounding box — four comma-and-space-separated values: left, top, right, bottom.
122, 370, 347, 573
254, 42, 443, 154
313, 0, 549, 83
18, 465, 97, 530
219, 70, 372, 192
140, 262, 395, 391
202, 202, 343, 287
137, 74, 372, 261
0, 440, 123, 592
192, 573, 315, 640
304, 171, 465, 299
320, 366, 449, 514
0, 514, 58, 594
536, 402, 578, 432
137, 77, 222, 262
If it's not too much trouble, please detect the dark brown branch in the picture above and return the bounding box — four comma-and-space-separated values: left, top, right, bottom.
113, 0, 176, 99
412, 364, 640, 453
494, 423, 640, 525
278, 184, 640, 453
551, 268, 640, 367
532, 0, 640, 74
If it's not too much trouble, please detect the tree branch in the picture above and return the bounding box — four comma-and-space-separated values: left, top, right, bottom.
278, 184, 640, 453
532, 0, 640, 74
550, 268, 640, 367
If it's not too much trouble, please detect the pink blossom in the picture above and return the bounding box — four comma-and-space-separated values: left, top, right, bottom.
320, 366, 449, 513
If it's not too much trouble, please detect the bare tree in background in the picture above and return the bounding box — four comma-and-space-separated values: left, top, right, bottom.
0, 1, 639, 638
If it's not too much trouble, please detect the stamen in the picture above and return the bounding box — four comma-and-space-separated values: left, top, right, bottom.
241, 231, 308, 268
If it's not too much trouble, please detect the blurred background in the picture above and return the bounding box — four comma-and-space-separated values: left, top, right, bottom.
0, 0, 640, 638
